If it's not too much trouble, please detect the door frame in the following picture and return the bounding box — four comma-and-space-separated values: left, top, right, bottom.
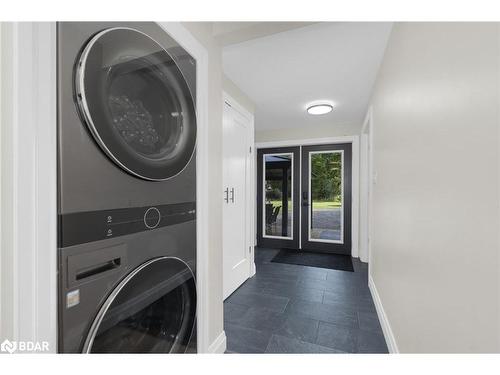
360, 107, 374, 264
222, 91, 256, 290
255, 136, 359, 258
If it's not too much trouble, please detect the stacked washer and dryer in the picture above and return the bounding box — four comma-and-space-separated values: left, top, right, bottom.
57, 23, 198, 353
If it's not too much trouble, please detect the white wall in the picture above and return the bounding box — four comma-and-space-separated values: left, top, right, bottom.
498, 25, 500, 349
256, 122, 361, 143
181, 22, 225, 350
0, 22, 58, 350
183, 24, 256, 351
369, 23, 500, 353
223, 74, 255, 114
0, 23, 3, 334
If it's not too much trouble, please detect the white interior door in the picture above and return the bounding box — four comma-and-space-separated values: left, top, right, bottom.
223, 101, 253, 299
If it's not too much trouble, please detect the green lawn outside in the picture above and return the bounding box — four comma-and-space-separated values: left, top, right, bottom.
268, 200, 341, 208
312, 200, 342, 209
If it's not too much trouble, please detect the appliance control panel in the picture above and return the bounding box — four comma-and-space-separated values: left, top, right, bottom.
144, 207, 161, 229
59, 202, 196, 248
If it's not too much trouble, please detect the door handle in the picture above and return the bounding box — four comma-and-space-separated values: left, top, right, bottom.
224, 187, 229, 203
230, 188, 235, 203
302, 191, 309, 206
76, 258, 121, 281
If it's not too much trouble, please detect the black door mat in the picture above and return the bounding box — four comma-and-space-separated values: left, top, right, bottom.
271, 249, 354, 272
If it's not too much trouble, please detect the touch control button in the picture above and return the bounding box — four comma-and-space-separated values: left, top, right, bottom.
144, 207, 161, 229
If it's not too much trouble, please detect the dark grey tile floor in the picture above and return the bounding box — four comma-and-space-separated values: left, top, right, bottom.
224, 247, 388, 354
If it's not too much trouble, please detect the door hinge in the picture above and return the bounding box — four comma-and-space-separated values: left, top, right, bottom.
249, 246, 252, 253
249, 146, 252, 153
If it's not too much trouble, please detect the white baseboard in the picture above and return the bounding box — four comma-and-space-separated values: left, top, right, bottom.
206, 331, 227, 354
368, 275, 399, 353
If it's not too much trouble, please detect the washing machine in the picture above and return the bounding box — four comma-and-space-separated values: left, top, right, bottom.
57, 22, 197, 353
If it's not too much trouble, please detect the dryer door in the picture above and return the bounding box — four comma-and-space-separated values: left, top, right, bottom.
83, 257, 196, 353
75, 27, 197, 181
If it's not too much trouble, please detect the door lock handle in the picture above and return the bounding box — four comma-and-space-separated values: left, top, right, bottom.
302, 191, 309, 206
230, 188, 235, 203
224, 188, 229, 203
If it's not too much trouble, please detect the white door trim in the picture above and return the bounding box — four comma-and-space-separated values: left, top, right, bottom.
359, 133, 370, 263
222, 92, 256, 278
223, 92, 253, 122
255, 135, 359, 149
0, 22, 58, 350
158, 22, 211, 353
255, 135, 359, 258
360, 106, 374, 264
206, 331, 227, 354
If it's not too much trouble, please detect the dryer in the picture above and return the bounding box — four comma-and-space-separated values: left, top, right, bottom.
57, 22, 197, 353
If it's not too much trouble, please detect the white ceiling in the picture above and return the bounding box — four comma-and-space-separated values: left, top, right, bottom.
222, 22, 393, 132
212, 22, 316, 46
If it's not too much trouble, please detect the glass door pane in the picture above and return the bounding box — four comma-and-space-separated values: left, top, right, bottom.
84, 257, 196, 353
257, 147, 300, 249
309, 151, 343, 243
264, 153, 293, 238
301, 143, 352, 254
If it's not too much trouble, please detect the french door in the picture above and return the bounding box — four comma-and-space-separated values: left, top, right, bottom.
257, 143, 352, 255
301, 144, 352, 254
256, 147, 300, 249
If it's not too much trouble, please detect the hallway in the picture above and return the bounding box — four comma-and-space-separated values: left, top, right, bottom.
224, 247, 388, 353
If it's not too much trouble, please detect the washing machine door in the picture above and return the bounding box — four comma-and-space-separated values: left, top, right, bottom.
83, 257, 196, 353
75, 27, 196, 181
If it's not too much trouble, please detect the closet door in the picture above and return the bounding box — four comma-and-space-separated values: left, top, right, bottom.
222, 101, 253, 299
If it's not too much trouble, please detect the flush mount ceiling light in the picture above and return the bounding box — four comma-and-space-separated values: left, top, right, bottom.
307, 103, 334, 115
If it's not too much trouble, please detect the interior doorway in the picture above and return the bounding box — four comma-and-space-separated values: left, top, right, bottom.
257, 143, 353, 255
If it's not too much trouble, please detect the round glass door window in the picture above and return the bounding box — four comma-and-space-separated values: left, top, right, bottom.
83, 257, 196, 353
75, 27, 197, 181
